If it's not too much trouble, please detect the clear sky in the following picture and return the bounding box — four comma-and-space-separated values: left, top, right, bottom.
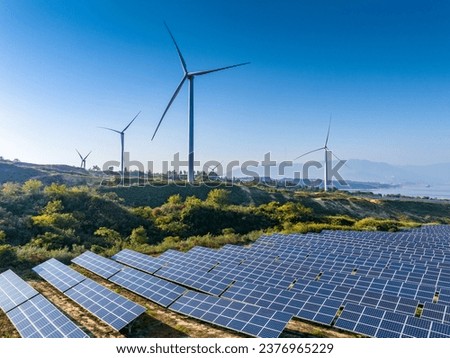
1, 0, 449, 171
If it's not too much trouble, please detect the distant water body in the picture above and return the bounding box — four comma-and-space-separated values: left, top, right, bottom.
367, 184, 450, 200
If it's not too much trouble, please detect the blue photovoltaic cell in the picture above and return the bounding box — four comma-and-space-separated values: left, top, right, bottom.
112, 249, 163, 274
72, 251, 123, 279
33, 258, 85, 293
7, 295, 88, 338
170, 291, 292, 338
0, 270, 39, 312
109, 267, 186, 307
65, 278, 146, 331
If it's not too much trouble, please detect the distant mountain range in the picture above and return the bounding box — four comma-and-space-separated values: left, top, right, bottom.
340, 160, 450, 185
232, 159, 450, 186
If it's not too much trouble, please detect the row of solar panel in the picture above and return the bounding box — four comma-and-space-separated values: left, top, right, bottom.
0, 270, 88, 338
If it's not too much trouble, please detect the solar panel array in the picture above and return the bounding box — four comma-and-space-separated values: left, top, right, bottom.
33, 259, 145, 331
115, 225, 450, 338
13, 224, 450, 338
0, 270, 88, 338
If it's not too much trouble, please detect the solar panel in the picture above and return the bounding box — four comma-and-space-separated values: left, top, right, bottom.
155, 249, 218, 272
7, 295, 89, 338
429, 321, 450, 338
112, 249, 163, 274
0, 270, 39, 312
33, 258, 85, 292
221, 281, 310, 317
401, 316, 432, 338
65, 278, 146, 331
72, 251, 124, 279
155, 264, 234, 296
421, 302, 447, 322
169, 291, 293, 338
109, 267, 186, 307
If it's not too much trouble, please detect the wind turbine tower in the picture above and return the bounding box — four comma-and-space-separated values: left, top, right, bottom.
152, 23, 249, 183
100, 111, 141, 180
294, 116, 342, 192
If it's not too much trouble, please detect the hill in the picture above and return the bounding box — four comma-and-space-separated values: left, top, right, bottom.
0, 160, 96, 185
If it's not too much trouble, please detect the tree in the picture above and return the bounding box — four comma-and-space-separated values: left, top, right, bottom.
0, 244, 16, 268
167, 194, 183, 205
0, 230, 6, 244
206, 189, 229, 207
1, 182, 21, 196
129, 226, 148, 245
22, 179, 43, 194
94, 227, 122, 245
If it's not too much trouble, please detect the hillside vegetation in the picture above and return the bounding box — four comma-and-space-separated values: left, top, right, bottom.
1, 180, 449, 274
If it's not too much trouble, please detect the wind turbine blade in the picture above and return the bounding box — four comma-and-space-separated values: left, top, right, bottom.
123, 111, 141, 132
325, 114, 332, 147
84, 151, 92, 160
330, 151, 350, 168
164, 22, 188, 74
75, 149, 83, 160
190, 62, 250, 76
151, 76, 187, 141
293, 147, 324, 161
98, 127, 122, 134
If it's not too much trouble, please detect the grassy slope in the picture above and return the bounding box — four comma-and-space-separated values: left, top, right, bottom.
101, 184, 450, 222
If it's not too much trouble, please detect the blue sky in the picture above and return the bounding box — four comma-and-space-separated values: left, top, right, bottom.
1, 0, 449, 171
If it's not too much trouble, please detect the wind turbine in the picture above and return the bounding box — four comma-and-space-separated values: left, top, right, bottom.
76, 149, 92, 170
151, 23, 250, 183
100, 111, 141, 179
294, 116, 343, 191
